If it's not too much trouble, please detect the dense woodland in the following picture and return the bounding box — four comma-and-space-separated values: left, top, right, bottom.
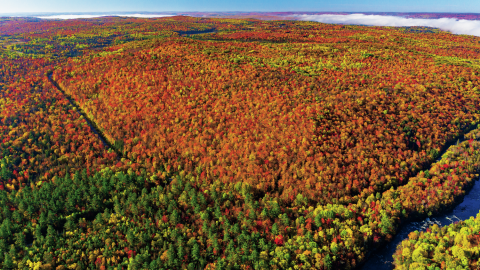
1, 15, 480, 269
393, 208, 480, 269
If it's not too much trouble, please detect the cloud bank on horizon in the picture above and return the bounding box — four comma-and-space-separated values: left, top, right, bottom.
294, 14, 480, 37
36, 14, 175, 19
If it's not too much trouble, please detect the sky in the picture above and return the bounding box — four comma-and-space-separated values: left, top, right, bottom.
0, 0, 479, 14
294, 14, 480, 36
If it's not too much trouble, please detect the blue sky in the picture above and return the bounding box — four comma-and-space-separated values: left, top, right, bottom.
0, 0, 479, 13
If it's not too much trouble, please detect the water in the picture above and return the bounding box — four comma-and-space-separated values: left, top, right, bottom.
361, 178, 480, 269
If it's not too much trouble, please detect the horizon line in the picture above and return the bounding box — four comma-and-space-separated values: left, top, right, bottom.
2, 11, 480, 15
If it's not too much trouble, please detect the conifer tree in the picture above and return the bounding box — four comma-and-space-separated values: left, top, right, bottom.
3, 206, 11, 219
380, 212, 393, 235
149, 259, 160, 269
34, 224, 42, 240
0, 238, 6, 261
260, 208, 268, 219
177, 245, 185, 263
127, 230, 136, 246
272, 222, 279, 235
188, 263, 196, 270
223, 231, 230, 242
12, 210, 22, 223
0, 158, 12, 181
45, 225, 55, 248
114, 198, 122, 215
129, 254, 142, 270
3, 251, 14, 269
131, 203, 139, 215
192, 242, 200, 262
167, 243, 176, 267
281, 213, 290, 226
215, 258, 225, 270
64, 218, 75, 231
0, 218, 12, 238
15, 232, 25, 248
66, 196, 76, 212
39, 212, 47, 227
214, 205, 222, 220
140, 231, 149, 245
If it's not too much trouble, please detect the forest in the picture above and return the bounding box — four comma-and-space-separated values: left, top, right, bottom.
1, 15, 480, 269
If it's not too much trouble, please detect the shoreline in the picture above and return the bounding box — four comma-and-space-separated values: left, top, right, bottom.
361, 176, 480, 269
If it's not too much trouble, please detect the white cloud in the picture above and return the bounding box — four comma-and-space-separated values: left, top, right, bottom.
36, 14, 110, 19
36, 14, 175, 20
116, 14, 175, 18
293, 14, 480, 37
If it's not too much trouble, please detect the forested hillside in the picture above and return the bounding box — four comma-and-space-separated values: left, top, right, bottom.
1, 16, 480, 269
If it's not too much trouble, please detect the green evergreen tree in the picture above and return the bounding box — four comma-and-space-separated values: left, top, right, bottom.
12, 210, 22, 223
140, 231, 149, 245
45, 225, 55, 248
3, 206, 11, 219
227, 239, 235, 255
149, 259, 159, 269
192, 243, 200, 262
129, 254, 142, 270
131, 203, 138, 215
39, 212, 47, 227
67, 196, 76, 212
250, 248, 259, 262
249, 209, 256, 220
223, 231, 230, 242
194, 204, 201, 214
167, 243, 176, 267
199, 193, 206, 206
0, 238, 6, 261
232, 223, 240, 235
281, 213, 290, 226
272, 222, 279, 235
3, 252, 15, 269
214, 205, 222, 220
114, 198, 122, 215
0, 158, 13, 181
380, 212, 394, 235
18, 201, 26, 213
324, 254, 332, 270
73, 171, 80, 183
64, 218, 74, 231
0, 218, 12, 238
15, 232, 25, 248
271, 202, 280, 217
177, 245, 185, 263
215, 258, 225, 270
8, 244, 16, 262
127, 230, 136, 246
34, 224, 42, 240
26, 205, 35, 217
315, 214, 322, 228
47, 210, 55, 224
91, 194, 102, 210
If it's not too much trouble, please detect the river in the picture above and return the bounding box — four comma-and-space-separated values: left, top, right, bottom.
362, 177, 480, 269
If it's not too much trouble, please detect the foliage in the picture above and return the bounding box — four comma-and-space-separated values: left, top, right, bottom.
2, 15, 480, 269
393, 211, 480, 269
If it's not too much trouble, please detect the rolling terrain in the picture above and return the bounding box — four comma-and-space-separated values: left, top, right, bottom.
1, 15, 480, 269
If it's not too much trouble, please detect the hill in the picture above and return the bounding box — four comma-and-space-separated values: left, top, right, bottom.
1, 16, 480, 269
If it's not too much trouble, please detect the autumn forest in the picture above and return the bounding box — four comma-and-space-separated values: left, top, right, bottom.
1, 15, 480, 269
